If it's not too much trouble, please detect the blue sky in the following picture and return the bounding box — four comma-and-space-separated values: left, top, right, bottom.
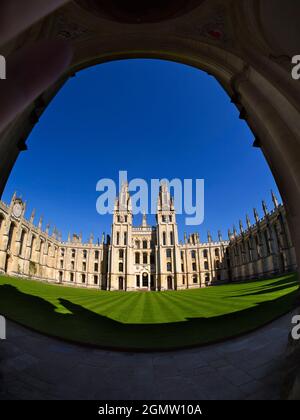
2, 59, 280, 243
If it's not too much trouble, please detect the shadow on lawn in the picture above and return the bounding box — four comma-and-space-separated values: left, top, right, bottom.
0, 284, 298, 351
226, 276, 299, 298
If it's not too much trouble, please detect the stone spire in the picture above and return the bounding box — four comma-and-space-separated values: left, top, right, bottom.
254, 208, 259, 223
246, 214, 251, 229
142, 211, 147, 227
30, 209, 36, 224
239, 220, 244, 234
262, 200, 268, 217
271, 190, 279, 209
89, 233, 94, 244
218, 230, 222, 242
52, 226, 57, 239
38, 216, 43, 230
46, 224, 50, 235
207, 231, 212, 243
233, 225, 237, 237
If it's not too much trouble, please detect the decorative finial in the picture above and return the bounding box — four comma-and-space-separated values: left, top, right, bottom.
207, 231, 212, 243
30, 209, 36, 224
262, 200, 268, 216
271, 191, 279, 209
254, 208, 259, 223
239, 220, 244, 234
246, 214, 251, 229
142, 211, 147, 227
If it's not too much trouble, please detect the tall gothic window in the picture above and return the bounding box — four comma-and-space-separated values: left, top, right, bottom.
116, 232, 120, 245
191, 250, 196, 259
119, 262, 124, 272
170, 232, 174, 245
124, 232, 127, 246
135, 252, 140, 264
119, 249, 124, 259
163, 232, 166, 246
203, 249, 208, 258
143, 253, 148, 264
143, 240, 148, 249
167, 262, 172, 272
19, 229, 26, 257
166, 248, 172, 258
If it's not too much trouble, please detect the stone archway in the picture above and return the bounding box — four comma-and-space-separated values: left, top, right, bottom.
0, 1, 299, 278
0, 0, 300, 399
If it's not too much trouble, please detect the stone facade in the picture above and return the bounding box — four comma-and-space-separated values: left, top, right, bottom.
0, 187, 297, 291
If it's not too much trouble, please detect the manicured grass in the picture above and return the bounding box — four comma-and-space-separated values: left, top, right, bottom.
0, 273, 298, 350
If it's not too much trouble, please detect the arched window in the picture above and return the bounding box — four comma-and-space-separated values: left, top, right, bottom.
30, 235, 36, 260
19, 229, 26, 257
71, 249, 76, 258
163, 232, 166, 246
124, 232, 127, 245
119, 249, 124, 259
119, 262, 124, 272
135, 252, 140, 264
135, 240, 140, 249
83, 249, 87, 259
7, 223, 17, 251
203, 249, 208, 258
143, 240, 148, 249
215, 248, 220, 257
166, 248, 172, 258
191, 250, 196, 259
204, 261, 209, 270
0, 214, 4, 233
70, 272, 74, 282
170, 232, 174, 245
205, 273, 210, 284
167, 262, 172, 272
143, 253, 148, 264
193, 275, 198, 284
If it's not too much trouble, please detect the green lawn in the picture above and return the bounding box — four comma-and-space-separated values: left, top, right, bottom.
0, 273, 298, 350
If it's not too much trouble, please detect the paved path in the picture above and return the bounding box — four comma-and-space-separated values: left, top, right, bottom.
0, 315, 292, 400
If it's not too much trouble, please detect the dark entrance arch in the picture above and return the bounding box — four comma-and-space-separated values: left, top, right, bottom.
118, 276, 124, 290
